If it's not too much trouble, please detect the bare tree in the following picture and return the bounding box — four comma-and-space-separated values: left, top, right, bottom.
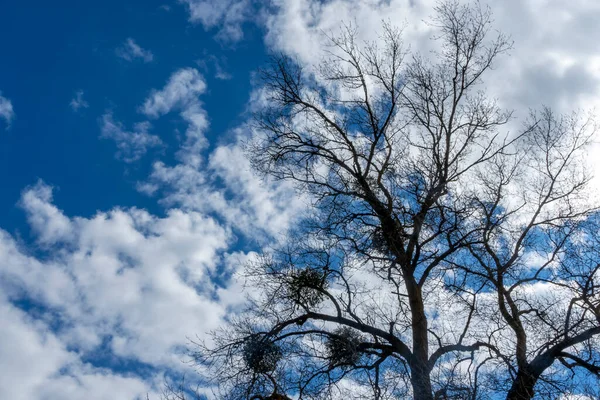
190, 2, 600, 399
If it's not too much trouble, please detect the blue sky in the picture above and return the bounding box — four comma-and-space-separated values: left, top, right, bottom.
2, 0, 600, 399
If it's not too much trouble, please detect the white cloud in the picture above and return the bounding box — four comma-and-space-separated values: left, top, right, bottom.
141, 68, 206, 118
141, 68, 209, 166
14, 182, 233, 364
255, 0, 600, 198
207, 139, 304, 237
70, 90, 89, 111
130, 62, 306, 243
116, 38, 154, 63
0, 92, 15, 128
0, 291, 155, 400
19, 181, 74, 245
0, 181, 250, 399
136, 68, 305, 239
173, 0, 600, 118
471, 0, 600, 117
100, 113, 163, 163
261, 0, 600, 115
178, 0, 253, 41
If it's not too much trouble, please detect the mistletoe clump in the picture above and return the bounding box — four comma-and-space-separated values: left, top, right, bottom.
286, 268, 327, 307
242, 334, 282, 374
371, 226, 394, 255
325, 327, 363, 369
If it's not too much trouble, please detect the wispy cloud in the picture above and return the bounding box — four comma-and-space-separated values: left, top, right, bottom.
69, 90, 89, 112
100, 113, 162, 162
178, 0, 253, 42
116, 38, 154, 63
196, 55, 232, 80
137, 67, 303, 239
141, 68, 206, 118
141, 68, 208, 165
0, 92, 15, 128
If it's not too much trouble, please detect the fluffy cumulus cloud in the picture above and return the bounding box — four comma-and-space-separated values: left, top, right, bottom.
475, 0, 600, 114
173, 0, 600, 131
116, 38, 154, 63
100, 113, 163, 162
0, 296, 154, 400
0, 181, 248, 398
0, 91, 15, 128
19, 181, 75, 245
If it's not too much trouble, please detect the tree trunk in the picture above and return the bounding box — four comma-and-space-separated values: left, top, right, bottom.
410, 359, 434, 400
406, 275, 434, 400
505, 370, 537, 400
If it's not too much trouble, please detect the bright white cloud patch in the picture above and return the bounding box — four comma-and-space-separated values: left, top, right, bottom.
0, 92, 15, 128
141, 68, 206, 118
100, 112, 163, 162
255, 0, 600, 192
179, 0, 600, 118
70, 89, 89, 111
260, 0, 600, 115
116, 38, 154, 63
20, 181, 74, 245
0, 294, 155, 400
0, 181, 248, 398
